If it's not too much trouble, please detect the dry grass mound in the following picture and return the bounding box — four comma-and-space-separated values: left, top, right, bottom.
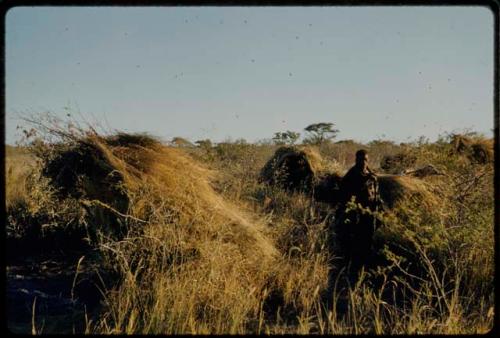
260, 145, 340, 192
42, 140, 129, 213
451, 134, 473, 154
380, 152, 417, 174
42, 132, 278, 262
469, 140, 493, 164
11, 130, 282, 333
259, 146, 439, 210
377, 174, 440, 209
450, 134, 493, 164
311, 171, 439, 210
312, 172, 343, 204
6, 146, 37, 210
38, 132, 281, 332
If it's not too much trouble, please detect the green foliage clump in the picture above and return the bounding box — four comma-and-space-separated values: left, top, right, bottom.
273, 131, 301, 145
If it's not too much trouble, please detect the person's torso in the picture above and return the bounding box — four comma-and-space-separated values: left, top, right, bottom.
343, 168, 378, 207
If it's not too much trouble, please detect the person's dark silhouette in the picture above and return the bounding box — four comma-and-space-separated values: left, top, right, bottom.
334, 149, 382, 276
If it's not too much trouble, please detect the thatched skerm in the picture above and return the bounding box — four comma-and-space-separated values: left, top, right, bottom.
40, 133, 164, 240
260, 146, 339, 192
42, 132, 278, 263
42, 142, 129, 213
260, 146, 442, 212
470, 141, 493, 164
377, 174, 439, 209
450, 134, 493, 164
12, 131, 282, 332
451, 134, 473, 154
312, 172, 438, 210
41, 133, 165, 219
380, 152, 417, 174
313, 173, 343, 204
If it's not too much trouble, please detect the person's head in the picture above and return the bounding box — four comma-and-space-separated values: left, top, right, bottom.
355, 149, 369, 170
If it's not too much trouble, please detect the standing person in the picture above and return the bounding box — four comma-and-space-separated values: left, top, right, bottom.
334, 149, 382, 275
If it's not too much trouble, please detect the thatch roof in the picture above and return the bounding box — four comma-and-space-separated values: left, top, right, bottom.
450, 134, 493, 164
41, 132, 278, 263
377, 174, 440, 209
260, 145, 341, 192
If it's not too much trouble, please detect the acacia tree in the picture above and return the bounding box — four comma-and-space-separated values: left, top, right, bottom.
273, 131, 301, 145
303, 122, 339, 145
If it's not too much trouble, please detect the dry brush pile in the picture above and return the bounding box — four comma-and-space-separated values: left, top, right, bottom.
7, 129, 279, 333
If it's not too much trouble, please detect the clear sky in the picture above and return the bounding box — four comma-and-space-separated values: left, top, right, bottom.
5, 6, 494, 145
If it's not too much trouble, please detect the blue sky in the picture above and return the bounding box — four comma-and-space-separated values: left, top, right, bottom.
5, 6, 494, 144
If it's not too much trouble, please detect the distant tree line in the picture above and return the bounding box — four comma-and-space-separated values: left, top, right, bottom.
172, 121, 340, 148
273, 122, 339, 146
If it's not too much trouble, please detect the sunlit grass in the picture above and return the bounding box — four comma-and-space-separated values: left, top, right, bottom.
6, 121, 494, 334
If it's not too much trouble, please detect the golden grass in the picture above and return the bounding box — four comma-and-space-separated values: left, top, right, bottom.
450, 134, 493, 164
377, 174, 441, 210
6, 124, 494, 334
39, 134, 282, 333
260, 145, 342, 189
5, 146, 37, 210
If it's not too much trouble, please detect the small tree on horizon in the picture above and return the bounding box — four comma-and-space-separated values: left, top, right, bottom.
303, 122, 339, 145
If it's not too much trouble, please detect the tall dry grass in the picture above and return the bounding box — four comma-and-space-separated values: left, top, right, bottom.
5, 145, 37, 210
5, 119, 495, 334
185, 133, 494, 334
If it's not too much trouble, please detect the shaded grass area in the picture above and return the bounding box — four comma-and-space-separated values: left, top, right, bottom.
5, 121, 495, 334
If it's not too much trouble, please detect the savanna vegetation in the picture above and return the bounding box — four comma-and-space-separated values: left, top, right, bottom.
5, 115, 495, 334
